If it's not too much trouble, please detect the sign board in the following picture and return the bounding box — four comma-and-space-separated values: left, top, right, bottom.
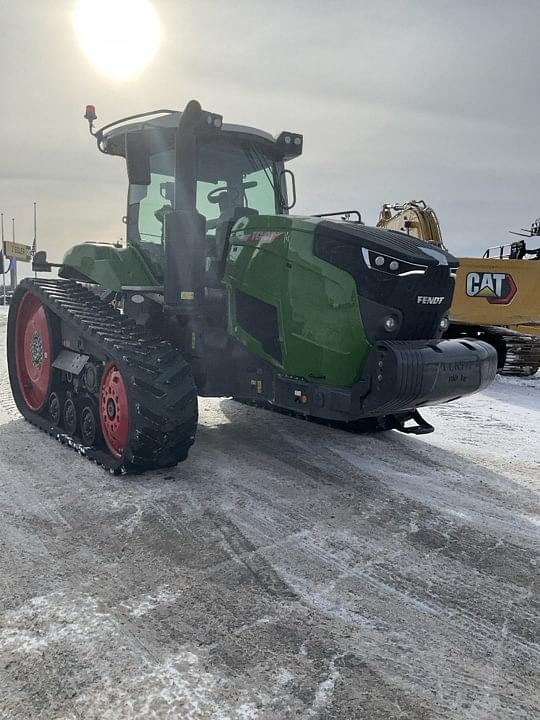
2, 241, 32, 262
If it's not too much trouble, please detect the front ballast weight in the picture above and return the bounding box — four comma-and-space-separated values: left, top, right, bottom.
235, 338, 495, 434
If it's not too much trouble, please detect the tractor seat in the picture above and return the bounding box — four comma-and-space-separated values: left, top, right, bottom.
215, 207, 259, 260
206, 207, 259, 287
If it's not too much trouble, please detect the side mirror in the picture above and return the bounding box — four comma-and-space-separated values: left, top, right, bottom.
32, 250, 62, 272
280, 169, 297, 211
126, 131, 151, 186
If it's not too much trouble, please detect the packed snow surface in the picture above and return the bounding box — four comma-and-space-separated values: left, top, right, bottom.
0, 306, 538, 719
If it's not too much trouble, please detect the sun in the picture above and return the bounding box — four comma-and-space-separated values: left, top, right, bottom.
73, 0, 161, 81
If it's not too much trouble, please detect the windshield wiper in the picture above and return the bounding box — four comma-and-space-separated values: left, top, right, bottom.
245, 144, 286, 212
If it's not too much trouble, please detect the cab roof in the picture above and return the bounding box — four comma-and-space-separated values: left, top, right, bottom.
99, 110, 301, 161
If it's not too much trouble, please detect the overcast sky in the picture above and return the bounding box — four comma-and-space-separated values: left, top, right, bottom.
1, 0, 539, 276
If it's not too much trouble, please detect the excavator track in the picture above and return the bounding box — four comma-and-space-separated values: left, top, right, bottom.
447, 324, 540, 377
7, 278, 198, 474
500, 332, 540, 376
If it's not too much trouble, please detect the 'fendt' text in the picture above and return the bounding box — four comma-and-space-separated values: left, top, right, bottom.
417, 296, 445, 304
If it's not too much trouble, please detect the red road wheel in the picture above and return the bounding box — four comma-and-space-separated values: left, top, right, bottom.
15, 292, 53, 412
100, 362, 129, 459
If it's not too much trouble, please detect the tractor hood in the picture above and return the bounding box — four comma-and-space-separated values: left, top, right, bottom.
228, 214, 458, 355
312, 219, 459, 343
314, 219, 458, 270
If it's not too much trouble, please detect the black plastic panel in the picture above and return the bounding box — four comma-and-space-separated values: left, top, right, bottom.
314, 223, 456, 342
236, 290, 282, 362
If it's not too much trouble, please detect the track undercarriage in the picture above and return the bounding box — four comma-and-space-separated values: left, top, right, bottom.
7, 279, 198, 473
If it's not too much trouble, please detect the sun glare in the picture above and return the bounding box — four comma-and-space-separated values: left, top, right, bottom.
73, 0, 161, 80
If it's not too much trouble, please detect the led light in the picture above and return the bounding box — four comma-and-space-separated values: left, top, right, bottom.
375, 255, 385, 266
439, 316, 450, 331
294, 137, 302, 145
383, 316, 397, 332
389, 260, 399, 271
284, 136, 292, 144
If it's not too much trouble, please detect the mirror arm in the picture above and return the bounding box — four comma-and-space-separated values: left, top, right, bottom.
280, 169, 297, 211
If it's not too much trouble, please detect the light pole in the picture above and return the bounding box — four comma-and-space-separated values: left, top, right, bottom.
33, 202, 37, 278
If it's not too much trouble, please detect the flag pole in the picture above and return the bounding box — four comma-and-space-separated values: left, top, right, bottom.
10, 217, 17, 290
1, 213, 6, 306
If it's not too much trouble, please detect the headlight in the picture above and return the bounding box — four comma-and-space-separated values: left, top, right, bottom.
439, 316, 450, 331
361, 248, 427, 276
383, 315, 399, 332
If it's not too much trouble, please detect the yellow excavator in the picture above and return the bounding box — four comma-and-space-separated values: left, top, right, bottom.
377, 201, 540, 375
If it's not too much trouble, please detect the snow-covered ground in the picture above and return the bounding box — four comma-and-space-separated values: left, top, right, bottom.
0, 305, 538, 719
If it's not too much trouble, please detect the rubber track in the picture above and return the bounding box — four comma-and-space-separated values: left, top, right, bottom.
7, 278, 198, 474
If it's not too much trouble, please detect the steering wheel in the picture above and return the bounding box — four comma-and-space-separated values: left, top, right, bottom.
207, 186, 229, 205
207, 181, 258, 204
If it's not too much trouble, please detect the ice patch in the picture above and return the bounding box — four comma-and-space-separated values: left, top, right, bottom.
275, 669, 295, 686
120, 587, 181, 618
310, 656, 340, 714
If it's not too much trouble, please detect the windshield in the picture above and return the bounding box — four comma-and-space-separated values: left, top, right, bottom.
127, 137, 284, 279
196, 139, 283, 233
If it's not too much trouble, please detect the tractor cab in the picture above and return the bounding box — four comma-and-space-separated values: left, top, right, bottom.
91, 102, 303, 301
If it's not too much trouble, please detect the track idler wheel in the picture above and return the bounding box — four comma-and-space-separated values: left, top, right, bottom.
48, 391, 64, 426
63, 397, 78, 436
12, 291, 54, 412
99, 362, 129, 460
81, 403, 102, 447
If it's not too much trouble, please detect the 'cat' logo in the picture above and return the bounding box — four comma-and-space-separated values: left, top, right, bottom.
466, 272, 517, 304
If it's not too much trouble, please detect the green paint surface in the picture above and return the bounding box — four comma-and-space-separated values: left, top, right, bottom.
62, 244, 156, 291
225, 215, 371, 386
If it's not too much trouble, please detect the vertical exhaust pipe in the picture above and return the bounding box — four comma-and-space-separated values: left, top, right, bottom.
164, 100, 221, 310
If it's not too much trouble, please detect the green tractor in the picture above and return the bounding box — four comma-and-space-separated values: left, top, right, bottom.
7, 100, 497, 473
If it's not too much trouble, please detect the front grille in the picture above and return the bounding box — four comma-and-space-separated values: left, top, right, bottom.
314, 224, 456, 342
396, 266, 452, 340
